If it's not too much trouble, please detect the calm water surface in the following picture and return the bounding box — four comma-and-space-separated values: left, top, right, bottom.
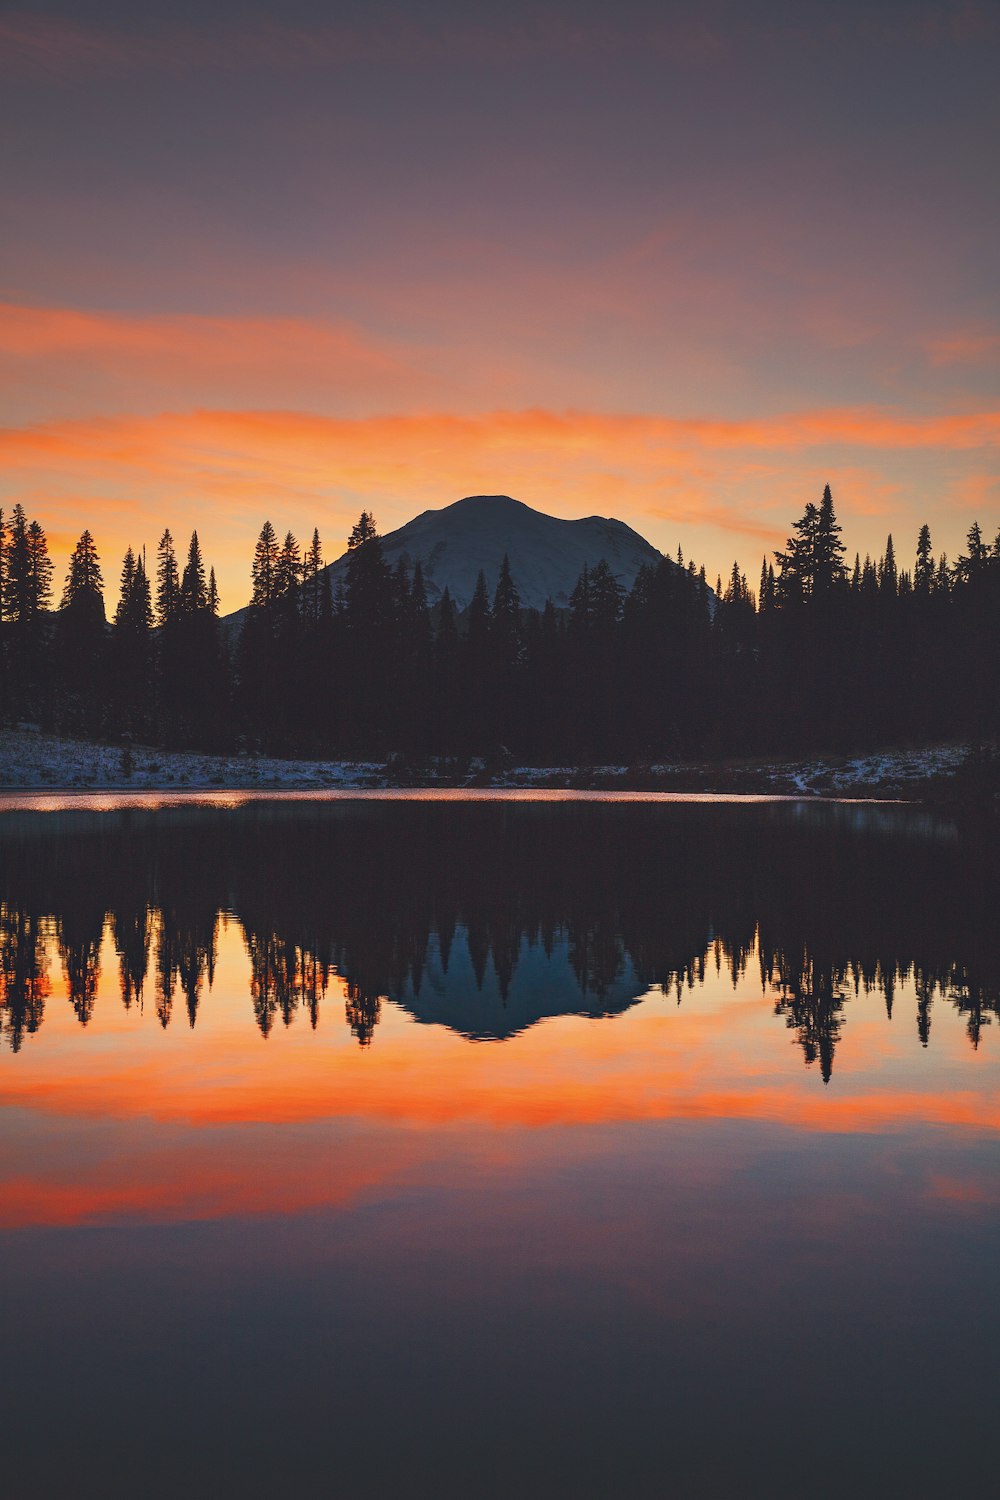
0, 795, 997, 1499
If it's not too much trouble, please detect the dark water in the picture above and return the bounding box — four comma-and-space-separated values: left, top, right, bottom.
0, 794, 997, 1498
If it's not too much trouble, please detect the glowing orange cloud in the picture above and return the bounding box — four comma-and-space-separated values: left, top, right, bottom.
0, 302, 439, 413
924, 330, 1000, 366
2, 403, 997, 606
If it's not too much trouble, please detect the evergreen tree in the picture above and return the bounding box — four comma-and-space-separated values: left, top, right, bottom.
813, 484, 847, 595
491, 554, 522, 666
2, 508, 53, 719
5, 506, 32, 625
915, 524, 934, 594
180, 531, 207, 614
467, 570, 492, 648
276, 531, 302, 603
155, 529, 180, 627
62, 531, 104, 607
342, 513, 393, 750
880, 534, 898, 597
56, 531, 106, 732
111, 548, 154, 735
302, 529, 324, 627
250, 521, 280, 609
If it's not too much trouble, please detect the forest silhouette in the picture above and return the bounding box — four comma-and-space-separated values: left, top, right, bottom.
1, 800, 997, 1077
1, 487, 998, 761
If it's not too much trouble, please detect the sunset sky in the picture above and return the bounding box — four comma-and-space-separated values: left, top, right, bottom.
2, 0, 998, 608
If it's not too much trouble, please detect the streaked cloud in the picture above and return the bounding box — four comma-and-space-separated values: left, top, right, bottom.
2, 402, 996, 606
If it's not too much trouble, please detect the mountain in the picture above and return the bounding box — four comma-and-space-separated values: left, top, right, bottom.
321, 493, 664, 612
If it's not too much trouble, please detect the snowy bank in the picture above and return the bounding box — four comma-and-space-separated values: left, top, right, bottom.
0, 728, 977, 799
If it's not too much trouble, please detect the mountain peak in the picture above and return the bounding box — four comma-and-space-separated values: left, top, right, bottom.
324, 494, 664, 612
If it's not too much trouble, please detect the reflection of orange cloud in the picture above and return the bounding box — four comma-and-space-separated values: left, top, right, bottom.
928, 1175, 999, 1206
1, 927, 997, 1230
2, 979, 997, 1139
0, 1143, 409, 1230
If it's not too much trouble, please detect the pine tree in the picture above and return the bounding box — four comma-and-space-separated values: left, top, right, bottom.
26, 522, 53, 617
491, 554, 522, 666
2, 507, 52, 717
813, 484, 847, 595
915, 524, 934, 594
156, 530, 180, 627
955, 520, 988, 585
880, 535, 898, 597
589, 560, 625, 633
250, 521, 280, 609
344, 513, 392, 633
180, 531, 207, 613
112, 547, 154, 734
467, 569, 492, 648
57, 532, 106, 732
62, 531, 104, 607
276, 531, 302, 602
569, 563, 592, 633
302, 529, 324, 626
348, 511, 378, 550
114, 548, 137, 627
437, 586, 458, 650
5, 505, 31, 624
774, 498, 822, 604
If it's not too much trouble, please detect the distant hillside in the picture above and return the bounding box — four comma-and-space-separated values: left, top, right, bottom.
321, 494, 664, 612
223, 495, 667, 632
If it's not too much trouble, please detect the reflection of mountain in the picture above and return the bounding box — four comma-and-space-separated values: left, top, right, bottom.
394, 926, 645, 1040
1, 798, 998, 1076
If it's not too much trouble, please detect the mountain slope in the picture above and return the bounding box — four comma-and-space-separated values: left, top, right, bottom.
322, 494, 663, 612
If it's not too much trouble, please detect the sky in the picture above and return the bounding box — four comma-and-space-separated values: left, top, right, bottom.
1, 0, 998, 609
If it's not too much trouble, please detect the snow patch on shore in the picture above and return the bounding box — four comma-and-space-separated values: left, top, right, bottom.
0, 728, 973, 797
0, 730, 384, 791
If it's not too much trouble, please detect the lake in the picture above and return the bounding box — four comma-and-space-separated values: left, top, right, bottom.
0, 793, 997, 1499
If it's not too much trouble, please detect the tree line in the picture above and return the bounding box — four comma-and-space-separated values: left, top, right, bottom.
1, 485, 997, 760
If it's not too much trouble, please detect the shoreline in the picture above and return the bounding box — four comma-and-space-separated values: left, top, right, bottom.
0, 729, 975, 802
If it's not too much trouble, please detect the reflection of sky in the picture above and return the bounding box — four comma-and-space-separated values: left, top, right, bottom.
2, 0, 998, 606
0, 917, 998, 1494
1, 917, 996, 1228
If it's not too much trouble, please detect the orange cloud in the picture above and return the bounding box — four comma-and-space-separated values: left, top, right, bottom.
2, 403, 996, 607
0, 302, 437, 414
924, 330, 1000, 367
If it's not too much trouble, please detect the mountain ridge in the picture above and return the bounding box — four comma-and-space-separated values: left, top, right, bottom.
321, 493, 664, 613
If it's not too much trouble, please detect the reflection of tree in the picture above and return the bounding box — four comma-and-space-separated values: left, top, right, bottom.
345, 983, 381, 1047
0, 801, 998, 1078
58, 931, 102, 1026
914, 967, 933, 1047
0, 904, 50, 1051
945, 965, 1000, 1050
113, 905, 150, 1010
767, 950, 847, 1084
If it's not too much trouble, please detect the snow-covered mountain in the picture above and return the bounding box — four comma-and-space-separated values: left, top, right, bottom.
323, 494, 664, 612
